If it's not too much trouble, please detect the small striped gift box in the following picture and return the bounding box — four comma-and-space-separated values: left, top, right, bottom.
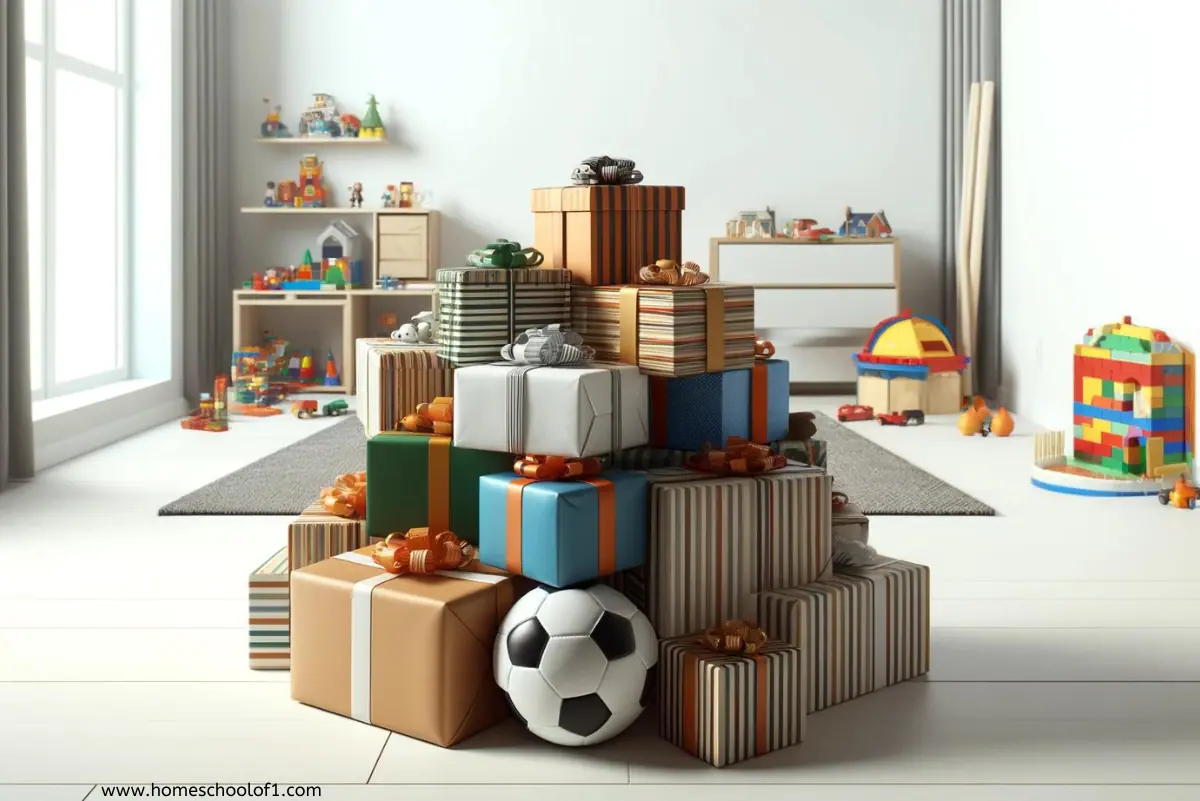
435, 267, 570, 366
746, 560, 930, 713
355, 339, 454, 439
570, 284, 756, 378
658, 634, 805, 767
288, 502, 377, 571
249, 547, 290, 670
646, 466, 832, 639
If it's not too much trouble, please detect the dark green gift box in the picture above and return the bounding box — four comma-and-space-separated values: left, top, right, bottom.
365, 432, 513, 545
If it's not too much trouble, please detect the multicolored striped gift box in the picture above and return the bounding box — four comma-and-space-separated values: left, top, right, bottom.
570, 284, 756, 377
355, 339, 454, 439
531, 185, 685, 286
249, 547, 289, 670
658, 635, 805, 768
288, 502, 376, 571
604, 446, 691, 470
646, 467, 833, 639
746, 560, 931, 713
435, 267, 570, 366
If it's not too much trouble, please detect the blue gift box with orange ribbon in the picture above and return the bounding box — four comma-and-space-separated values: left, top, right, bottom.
477, 456, 648, 588
649, 341, 789, 452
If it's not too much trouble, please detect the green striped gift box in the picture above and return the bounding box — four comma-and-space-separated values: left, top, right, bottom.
646, 466, 833, 639
658, 635, 805, 767
249, 547, 290, 671
435, 267, 570, 366
746, 560, 930, 713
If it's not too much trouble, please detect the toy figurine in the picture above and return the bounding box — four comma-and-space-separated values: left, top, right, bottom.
260, 98, 291, 138
348, 182, 364, 208
381, 184, 396, 208
340, 114, 362, 138
390, 310, 437, 344
398, 182, 415, 208
276, 179, 298, 206
263, 181, 278, 206
360, 94, 386, 138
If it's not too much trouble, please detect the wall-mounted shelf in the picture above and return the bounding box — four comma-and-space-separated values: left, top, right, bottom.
253, 138, 390, 145
240, 207, 430, 216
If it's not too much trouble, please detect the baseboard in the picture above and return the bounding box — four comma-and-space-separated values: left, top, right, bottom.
791, 382, 856, 396
35, 393, 188, 472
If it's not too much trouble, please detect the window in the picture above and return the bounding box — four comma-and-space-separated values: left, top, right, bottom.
25, 0, 131, 400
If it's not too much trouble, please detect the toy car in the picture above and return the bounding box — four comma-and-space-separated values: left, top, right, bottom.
323, 399, 349, 417
878, 410, 925, 426
1158, 476, 1198, 509
837, 404, 875, 422
291, 400, 319, 419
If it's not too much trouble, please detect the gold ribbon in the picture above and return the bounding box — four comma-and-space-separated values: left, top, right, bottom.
370, 527, 477, 575
688, 437, 787, 475
400, 397, 454, 435
638, 259, 710, 285
320, 472, 367, 519
701, 620, 768, 655
513, 455, 604, 481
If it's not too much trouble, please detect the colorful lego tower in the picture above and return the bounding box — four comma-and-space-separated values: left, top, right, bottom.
1072, 316, 1194, 477
297, 154, 325, 207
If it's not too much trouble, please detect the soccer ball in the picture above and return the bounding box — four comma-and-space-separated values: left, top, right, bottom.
494, 584, 658, 746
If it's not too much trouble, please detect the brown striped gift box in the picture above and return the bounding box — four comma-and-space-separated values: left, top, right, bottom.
435, 267, 570, 366
355, 339, 454, 439
287, 502, 379, 571
249, 547, 290, 670
658, 632, 805, 767
531, 185, 685, 286
646, 466, 833, 639
570, 284, 756, 377
745, 560, 930, 713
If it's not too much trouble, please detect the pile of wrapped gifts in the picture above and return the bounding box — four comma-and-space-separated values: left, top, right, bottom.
248, 160, 930, 768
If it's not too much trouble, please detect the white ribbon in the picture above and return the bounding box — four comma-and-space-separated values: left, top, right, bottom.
332, 550, 506, 724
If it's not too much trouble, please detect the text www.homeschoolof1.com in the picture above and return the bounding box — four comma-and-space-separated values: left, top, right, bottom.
96, 784, 321, 798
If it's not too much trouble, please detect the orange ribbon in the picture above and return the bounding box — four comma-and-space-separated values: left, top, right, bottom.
688, 437, 787, 475
832, 491, 849, 511
370, 527, 477, 575
400, 397, 454, 435
701, 620, 769, 655
751, 340, 776, 443
513, 455, 604, 481
320, 472, 367, 519
755, 340, 776, 359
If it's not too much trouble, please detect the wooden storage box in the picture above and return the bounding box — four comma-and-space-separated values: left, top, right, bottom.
374, 211, 440, 280
531, 185, 685, 285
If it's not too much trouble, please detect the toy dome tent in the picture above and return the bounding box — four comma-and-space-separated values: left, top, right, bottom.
853, 309, 968, 415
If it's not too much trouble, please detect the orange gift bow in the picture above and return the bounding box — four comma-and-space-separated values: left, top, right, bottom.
688, 437, 787, 475
755, 340, 776, 359
400, 397, 454, 435
701, 620, 769, 655
370, 527, 477, 575
320, 472, 367, 519
638, 259, 710, 286
513, 454, 604, 481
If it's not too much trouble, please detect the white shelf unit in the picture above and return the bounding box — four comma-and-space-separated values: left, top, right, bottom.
709, 237, 901, 387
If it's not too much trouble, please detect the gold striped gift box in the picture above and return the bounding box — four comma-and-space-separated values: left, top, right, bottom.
355, 339, 454, 439
647, 467, 833, 639
249, 547, 289, 670
746, 560, 931, 713
287, 502, 377, 571
658, 634, 805, 767
570, 284, 756, 378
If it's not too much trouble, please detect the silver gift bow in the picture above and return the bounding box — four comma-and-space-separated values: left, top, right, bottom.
499, 324, 595, 366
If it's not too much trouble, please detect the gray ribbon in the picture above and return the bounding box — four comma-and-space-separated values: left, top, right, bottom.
500, 324, 595, 366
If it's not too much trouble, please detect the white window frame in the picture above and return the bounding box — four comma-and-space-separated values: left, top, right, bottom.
26, 0, 134, 401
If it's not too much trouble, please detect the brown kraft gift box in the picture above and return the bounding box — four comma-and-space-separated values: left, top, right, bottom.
531, 185, 685, 285
290, 547, 521, 747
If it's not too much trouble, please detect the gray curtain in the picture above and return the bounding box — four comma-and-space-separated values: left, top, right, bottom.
1, 0, 36, 490
942, 0, 1002, 399
182, 0, 232, 404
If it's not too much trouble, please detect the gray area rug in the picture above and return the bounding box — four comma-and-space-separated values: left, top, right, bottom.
158, 411, 994, 516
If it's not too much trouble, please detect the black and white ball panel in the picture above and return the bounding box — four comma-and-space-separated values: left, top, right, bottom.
558, 693, 612, 738
585, 583, 639, 619
630, 610, 658, 670
534, 588, 603, 636
506, 617, 550, 668
595, 651, 648, 711
505, 666, 562, 727
499, 587, 549, 637
539, 636, 608, 698
590, 611, 636, 660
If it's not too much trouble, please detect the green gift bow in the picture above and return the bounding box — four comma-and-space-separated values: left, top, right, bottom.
467, 239, 545, 268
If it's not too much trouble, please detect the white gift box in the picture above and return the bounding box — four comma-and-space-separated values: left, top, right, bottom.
453, 363, 648, 457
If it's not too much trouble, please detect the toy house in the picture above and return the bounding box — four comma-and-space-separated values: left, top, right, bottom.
853, 309, 967, 414
1071, 317, 1194, 476
838, 207, 892, 238
317, 221, 360, 263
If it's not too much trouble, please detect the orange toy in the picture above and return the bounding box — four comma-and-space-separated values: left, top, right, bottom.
400, 397, 454, 435
957, 407, 987, 436
990, 408, 1015, 437
1159, 476, 1199, 509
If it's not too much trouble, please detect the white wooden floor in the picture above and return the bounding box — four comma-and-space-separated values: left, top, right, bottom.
1, 395, 1198, 801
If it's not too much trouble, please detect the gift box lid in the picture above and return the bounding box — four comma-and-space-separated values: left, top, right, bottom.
435, 266, 570, 286
531, 185, 686, 213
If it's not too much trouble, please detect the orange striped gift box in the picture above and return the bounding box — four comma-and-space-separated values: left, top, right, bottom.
658, 629, 805, 767
355, 339, 454, 439
646, 466, 833, 640
249, 547, 289, 670
531, 185, 685, 286
746, 560, 930, 713
287, 502, 378, 571
569, 284, 756, 377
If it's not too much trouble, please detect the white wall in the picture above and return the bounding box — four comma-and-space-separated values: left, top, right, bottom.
228, 0, 944, 315
1001, 0, 1200, 429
